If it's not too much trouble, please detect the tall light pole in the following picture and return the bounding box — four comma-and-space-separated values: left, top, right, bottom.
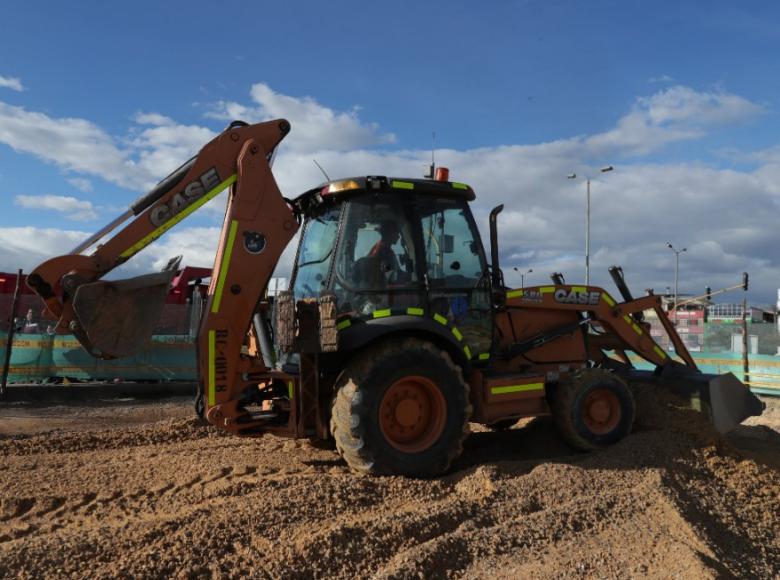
514, 267, 533, 288
568, 165, 613, 286
666, 242, 687, 313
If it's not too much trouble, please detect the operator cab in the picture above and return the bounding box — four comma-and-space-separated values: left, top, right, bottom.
290, 176, 493, 358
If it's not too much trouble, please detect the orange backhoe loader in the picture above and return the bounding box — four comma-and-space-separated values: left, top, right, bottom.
27, 119, 764, 476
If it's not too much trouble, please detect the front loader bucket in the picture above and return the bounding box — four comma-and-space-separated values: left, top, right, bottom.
622, 368, 765, 433
71, 258, 181, 359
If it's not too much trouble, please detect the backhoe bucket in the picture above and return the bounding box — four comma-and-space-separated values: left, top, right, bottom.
622, 368, 765, 433
71, 258, 181, 359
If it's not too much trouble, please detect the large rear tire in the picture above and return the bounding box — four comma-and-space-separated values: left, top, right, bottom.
550, 369, 635, 451
330, 338, 471, 477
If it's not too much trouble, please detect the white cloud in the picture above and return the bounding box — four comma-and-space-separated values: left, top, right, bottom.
0, 227, 89, 272
586, 85, 764, 156
67, 177, 93, 192
0, 102, 142, 187
15, 194, 99, 221
648, 74, 674, 84
206, 82, 396, 153
2, 82, 779, 303
0, 75, 23, 92
134, 112, 175, 126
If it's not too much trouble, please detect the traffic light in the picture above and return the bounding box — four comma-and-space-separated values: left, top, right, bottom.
705, 286, 711, 300
742, 272, 749, 292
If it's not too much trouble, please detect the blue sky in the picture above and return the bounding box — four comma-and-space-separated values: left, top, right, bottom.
1, 1, 779, 303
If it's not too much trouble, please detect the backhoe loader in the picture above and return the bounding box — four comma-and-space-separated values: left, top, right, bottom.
27, 119, 764, 476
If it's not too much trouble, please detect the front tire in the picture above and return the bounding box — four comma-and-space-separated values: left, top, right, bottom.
550, 369, 635, 451
330, 338, 471, 477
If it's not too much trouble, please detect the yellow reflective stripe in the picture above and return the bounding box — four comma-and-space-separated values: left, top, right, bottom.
391, 180, 414, 190
452, 182, 469, 190
336, 319, 352, 331
631, 323, 643, 335
491, 383, 544, 395
208, 330, 216, 406
433, 313, 448, 325
373, 309, 391, 318
571, 286, 586, 292
602, 293, 616, 307
479, 352, 490, 361
539, 286, 555, 294
507, 289, 524, 299
211, 220, 239, 314
654, 345, 668, 359
406, 307, 424, 316
623, 315, 632, 324
120, 173, 237, 259
451, 327, 463, 341
288, 380, 294, 400
463, 345, 472, 359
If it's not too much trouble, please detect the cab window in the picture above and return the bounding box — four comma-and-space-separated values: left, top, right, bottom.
419, 200, 486, 288
333, 195, 420, 315
292, 206, 341, 299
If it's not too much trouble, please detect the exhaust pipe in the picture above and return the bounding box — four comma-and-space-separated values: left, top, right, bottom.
489, 205, 504, 288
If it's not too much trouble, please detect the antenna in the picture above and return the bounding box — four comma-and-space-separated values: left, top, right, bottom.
313, 159, 331, 181
424, 131, 436, 179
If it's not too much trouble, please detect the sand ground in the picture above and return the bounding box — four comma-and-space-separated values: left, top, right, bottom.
1, 388, 778, 578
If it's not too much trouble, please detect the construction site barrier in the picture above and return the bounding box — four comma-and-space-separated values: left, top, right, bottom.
2, 330, 779, 396
628, 352, 780, 397
0, 332, 196, 383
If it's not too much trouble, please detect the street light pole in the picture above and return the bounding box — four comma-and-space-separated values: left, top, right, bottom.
568, 166, 613, 286
666, 242, 687, 313
513, 267, 533, 289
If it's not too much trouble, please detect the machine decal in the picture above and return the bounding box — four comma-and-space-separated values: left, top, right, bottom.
478, 352, 490, 360
623, 315, 644, 335
602, 293, 616, 307
336, 319, 352, 331
491, 382, 544, 395
391, 180, 414, 190
150, 167, 223, 227
120, 173, 237, 259
243, 231, 267, 254
451, 326, 463, 341
463, 345, 472, 359
554, 288, 600, 305
522, 290, 543, 303
406, 307, 424, 316
211, 220, 239, 314
207, 330, 216, 405
208, 329, 228, 406
433, 313, 448, 325
653, 345, 668, 359
372, 309, 391, 318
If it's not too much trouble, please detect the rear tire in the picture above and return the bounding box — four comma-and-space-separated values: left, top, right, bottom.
330, 338, 471, 477
550, 369, 635, 451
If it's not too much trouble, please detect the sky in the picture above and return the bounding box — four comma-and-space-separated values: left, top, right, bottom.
1, 1, 779, 304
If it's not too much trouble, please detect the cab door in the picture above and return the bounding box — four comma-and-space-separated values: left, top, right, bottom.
416, 198, 492, 360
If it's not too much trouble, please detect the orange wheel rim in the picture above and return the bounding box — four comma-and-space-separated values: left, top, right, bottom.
379, 375, 446, 453
582, 388, 621, 435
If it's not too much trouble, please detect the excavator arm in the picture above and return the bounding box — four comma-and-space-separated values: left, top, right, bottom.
27, 119, 300, 431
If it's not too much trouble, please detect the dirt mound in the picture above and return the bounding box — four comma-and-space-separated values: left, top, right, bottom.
0, 392, 778, 578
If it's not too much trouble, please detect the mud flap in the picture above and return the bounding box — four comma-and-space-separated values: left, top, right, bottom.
71, 257, 181, 359
621, 367, 765, 433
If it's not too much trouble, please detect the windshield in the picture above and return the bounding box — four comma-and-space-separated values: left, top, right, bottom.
292, 206, 341, 299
